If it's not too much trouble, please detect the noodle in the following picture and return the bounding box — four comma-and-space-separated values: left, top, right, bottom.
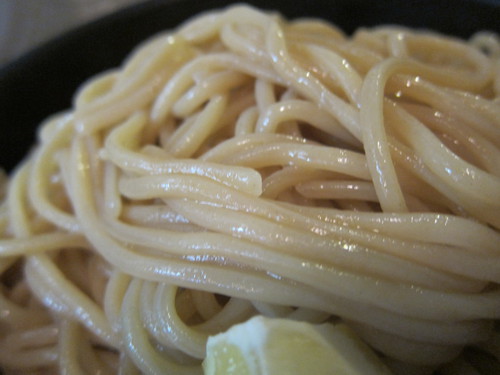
1, 4, 500, 374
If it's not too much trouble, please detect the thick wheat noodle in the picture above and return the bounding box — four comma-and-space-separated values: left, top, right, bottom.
0, 4, 499, 374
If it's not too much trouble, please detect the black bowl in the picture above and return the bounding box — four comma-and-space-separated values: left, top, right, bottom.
1, 0, 498, 171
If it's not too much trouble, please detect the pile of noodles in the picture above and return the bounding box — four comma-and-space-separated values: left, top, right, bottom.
1, 4, 500, 374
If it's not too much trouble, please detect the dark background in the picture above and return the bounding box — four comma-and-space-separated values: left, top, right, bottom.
1, 0, 499, 171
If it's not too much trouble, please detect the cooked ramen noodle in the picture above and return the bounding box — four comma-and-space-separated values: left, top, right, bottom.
1, 4, 499, 374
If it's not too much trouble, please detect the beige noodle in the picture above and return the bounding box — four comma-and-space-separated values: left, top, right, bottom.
1, 5, 499, 374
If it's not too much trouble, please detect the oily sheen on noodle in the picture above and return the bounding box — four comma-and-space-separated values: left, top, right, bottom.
0, 4, 499, 375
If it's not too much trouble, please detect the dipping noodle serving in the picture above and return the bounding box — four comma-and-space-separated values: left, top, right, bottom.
0, 4, 499, 374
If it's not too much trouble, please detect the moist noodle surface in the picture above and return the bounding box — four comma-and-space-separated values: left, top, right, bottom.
0, 4, 500, 374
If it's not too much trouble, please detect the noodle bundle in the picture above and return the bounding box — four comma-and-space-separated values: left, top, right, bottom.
1, 4, 500, 374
